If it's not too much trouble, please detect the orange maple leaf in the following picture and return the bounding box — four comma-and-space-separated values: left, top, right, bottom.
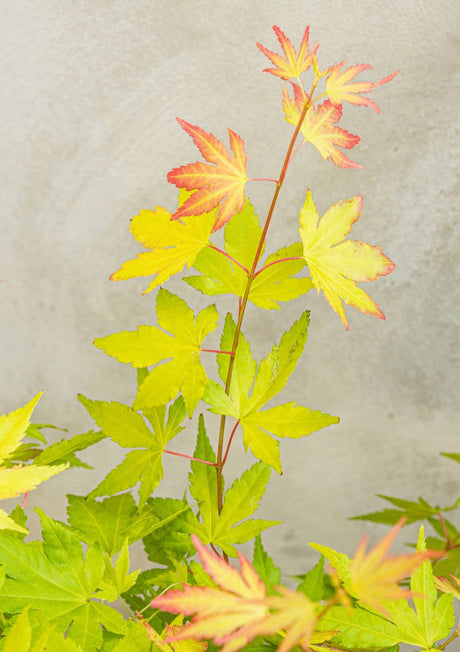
326, 62, 399, 113
256, 25, 318, 80
167, 119, 248, 232
282, 84, 361, 168
348, 518, 443, 615
151, 534, 317, 652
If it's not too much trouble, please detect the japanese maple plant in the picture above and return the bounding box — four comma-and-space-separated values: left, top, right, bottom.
1, 24, 460, 652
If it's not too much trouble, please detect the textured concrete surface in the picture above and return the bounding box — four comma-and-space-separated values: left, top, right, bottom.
1, 0, 459, 576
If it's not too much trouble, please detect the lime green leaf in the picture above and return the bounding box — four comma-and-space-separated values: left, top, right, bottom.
253, 535, 281, 589
309, 541, 353, 585
217, 313, 256, 414
2, 607, 33, 651
318, 605, 400, 648
352, 494, 460, 526
224, 198, 263, 269
33, 430, 105, 467
210, 462, 280, 556
409, 524, 455, 647
184, 199, 260, 301
143, 497, 204, 566
78, 395, 184, 507
94, 289, 218, 415
188, 416, 219, 534
0, 508, 27, 534
111, 620, 152, 651
442, 452, 460, 464
298, 556, 325, 601
241, 422, 282, 473
97, 539, 141, 602
67, 493, 175, 556
250, 242, 313, 310
205, 312, 337, 473
0, 510, 127, 649
241, 402, 338, 474
249, 311, 310, 411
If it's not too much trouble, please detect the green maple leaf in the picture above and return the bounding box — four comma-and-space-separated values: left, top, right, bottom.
209, 461, 281, 557
188, 415, 219, 535
32, 429, 105, 469
188, 421, 278, 556
249, 242, 313, 310
0, 509, 127, 650
384, 525, 455, 649
142, 497, 204, 567
185, 200, 312, 309
67, 492, 190, 556
253, 535, 281, 589
94, 289, 219, 416
205, 312, 338, 473
78, 395, 185, 508
317, 605, 400, 649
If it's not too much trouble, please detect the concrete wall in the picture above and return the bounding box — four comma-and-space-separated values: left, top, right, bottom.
2, 0, 459, 573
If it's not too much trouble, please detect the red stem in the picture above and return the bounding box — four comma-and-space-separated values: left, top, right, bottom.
248, 177, 278, 183
221, 421, 240, 467
215, 90, 315, 514
208, 244, 249, 275
254, 256, 304, 278
21, 492, 28, 509
201, 348, 234, 355
164, 449, 217, 467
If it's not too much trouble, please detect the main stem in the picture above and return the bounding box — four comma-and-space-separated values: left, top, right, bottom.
215, 96, 313, 514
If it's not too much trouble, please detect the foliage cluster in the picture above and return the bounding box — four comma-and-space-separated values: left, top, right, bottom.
1, 24, 459, 652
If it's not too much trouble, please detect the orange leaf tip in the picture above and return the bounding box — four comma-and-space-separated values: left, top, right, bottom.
326, 62, 399, 113
256, 25, 319, 81
167, 119, 247, 232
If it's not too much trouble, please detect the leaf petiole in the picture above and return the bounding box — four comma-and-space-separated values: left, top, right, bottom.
164, 449, 217, 467
207, 243, 250, 275
254, 256, 305, 279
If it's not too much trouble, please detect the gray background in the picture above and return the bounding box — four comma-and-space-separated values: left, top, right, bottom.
1, 0, 459, 578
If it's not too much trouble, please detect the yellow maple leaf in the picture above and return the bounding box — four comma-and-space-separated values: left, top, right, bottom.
0, 394, 68, 507
111, 203, 215, 294
299, 189, 395, 328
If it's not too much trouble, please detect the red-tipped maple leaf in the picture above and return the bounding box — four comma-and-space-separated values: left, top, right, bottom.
299, 190, 395, 329
256, 25, 318, 80
282, 84, 361, 169
326, 62, 399, 113
348, 518, 443, 615
167, 119, 248, 232
151, 534, 317, 652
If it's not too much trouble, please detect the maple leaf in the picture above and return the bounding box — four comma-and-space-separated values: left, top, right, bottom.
0, 394, 68, 522
151, 534, 317, 652
78, 396, 187, 508
204, 312, 338, 474
110, 200, 215, 294
94, 289, 219, 416
167, 119, 248, 231
313, 519, 444, 618
299, 190, 395, 329
283, 85, 361, 168
326, 61, 399, 113
0, 509, 127, 649
256, 25, 318, 80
